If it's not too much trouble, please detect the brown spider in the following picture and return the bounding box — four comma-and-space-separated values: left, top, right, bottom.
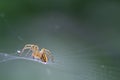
18, 44, 54, 63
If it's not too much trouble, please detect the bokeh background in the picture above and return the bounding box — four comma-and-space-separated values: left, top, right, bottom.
0, 0, 120, 80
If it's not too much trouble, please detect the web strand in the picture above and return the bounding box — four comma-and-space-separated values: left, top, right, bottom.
0, 53, 47, 64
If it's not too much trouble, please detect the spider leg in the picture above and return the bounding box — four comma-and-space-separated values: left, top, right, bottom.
25, 49, 31, 56
20, 44, 33, 55
32, 55, 35, 59
45, 49, 54, 62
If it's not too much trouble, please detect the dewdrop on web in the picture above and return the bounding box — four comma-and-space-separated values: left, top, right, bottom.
17, 50, 21, 54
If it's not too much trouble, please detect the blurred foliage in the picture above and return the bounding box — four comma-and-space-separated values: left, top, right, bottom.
0, 0, 119, 18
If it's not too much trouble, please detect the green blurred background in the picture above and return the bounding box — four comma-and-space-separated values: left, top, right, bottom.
0, 0, 120, 80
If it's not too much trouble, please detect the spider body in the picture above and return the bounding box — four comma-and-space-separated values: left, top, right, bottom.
19, 44, 54, 63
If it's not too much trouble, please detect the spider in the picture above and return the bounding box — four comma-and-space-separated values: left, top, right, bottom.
18, 44, 54, 63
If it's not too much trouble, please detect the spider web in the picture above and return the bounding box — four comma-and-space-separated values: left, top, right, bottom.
0, 53, 47, 64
